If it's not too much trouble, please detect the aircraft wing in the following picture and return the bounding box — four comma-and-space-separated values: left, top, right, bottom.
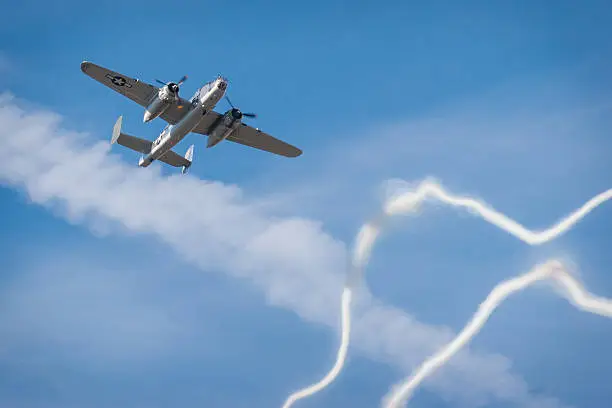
228, 125, 302, 157
190, 111, 224, 135
80, 61, 189, 124
191, 112, 302, 158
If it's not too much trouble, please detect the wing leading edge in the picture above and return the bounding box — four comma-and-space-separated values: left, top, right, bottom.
80, 61, 189, 124
191, 112, 302, 158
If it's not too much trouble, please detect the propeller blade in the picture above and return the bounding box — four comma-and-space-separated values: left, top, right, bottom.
224, 94, 255, 118
155, 79, 167, 86
177, 75, 188, 85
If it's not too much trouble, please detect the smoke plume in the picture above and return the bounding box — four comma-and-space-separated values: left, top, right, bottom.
281, 179, 611, 407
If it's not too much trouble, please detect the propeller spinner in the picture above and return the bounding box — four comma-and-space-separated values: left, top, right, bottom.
155, 75, 188, 95
225, 95, 256, 120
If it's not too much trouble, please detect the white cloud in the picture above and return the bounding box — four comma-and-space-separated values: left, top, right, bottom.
262, 73, 612, 228
0, 92, 575, 407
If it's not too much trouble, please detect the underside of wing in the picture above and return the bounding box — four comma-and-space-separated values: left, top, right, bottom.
227, 124, 302, 158
190, 111, 224, 135
159, 97, 193, 125
190, 112, 301, 157
81, 61, 158, 108
157, 150, 191, 167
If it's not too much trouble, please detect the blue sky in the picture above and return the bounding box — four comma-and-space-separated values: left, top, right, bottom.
0, 1, 611, 407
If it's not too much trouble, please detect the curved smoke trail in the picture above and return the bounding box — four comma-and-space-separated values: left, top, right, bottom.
280, 179, 611, 408
382, 259, 612, 408
280, 288, 352, 408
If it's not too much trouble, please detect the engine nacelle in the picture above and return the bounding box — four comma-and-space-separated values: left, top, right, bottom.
143, 85, 180, 123
206, 110, 241, 148
158, 83, 179, 102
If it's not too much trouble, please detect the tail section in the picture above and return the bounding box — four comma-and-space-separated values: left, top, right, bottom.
111, 115, 123, 145
110, 116, 154, 167
111, 116, 193, 174
157, 144, 194, 173
181, 145, 195, 175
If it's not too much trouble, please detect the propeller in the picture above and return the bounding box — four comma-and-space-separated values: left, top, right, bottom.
155, 75, 188, 95
225, 95, 257, 120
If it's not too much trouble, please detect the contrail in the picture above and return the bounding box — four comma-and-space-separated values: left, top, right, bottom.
280, 179, 611, 408
382, 260, 612, 408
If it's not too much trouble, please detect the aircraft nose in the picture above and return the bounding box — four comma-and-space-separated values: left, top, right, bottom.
143, 111, 153, 122
218, 80, 227, 91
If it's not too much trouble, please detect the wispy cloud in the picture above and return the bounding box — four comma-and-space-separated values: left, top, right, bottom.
0, 90, 592, 407
262, 73, 612, 228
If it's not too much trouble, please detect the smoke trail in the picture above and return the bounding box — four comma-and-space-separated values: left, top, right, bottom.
280, 218, 384, 408
380, 181, 612, 407
280, 288, 352, 408
280, 179, 611, 408
382, 260, 612, 408
383, 179, 612, 244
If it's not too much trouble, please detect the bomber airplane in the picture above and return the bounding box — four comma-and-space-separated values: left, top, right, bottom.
80, 61, 302, 174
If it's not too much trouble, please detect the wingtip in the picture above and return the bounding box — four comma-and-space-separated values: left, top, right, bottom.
80, 60, 91, 73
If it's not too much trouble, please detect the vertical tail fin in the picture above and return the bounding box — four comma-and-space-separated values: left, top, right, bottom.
109, 115, 154, 165
111, 115, 123, 144
181, 144, 195, 175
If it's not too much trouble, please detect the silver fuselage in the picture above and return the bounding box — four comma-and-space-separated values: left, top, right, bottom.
139, 78, 227, 167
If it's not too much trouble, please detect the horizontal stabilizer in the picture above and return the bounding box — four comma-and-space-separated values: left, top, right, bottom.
157, 144, 195, 175
110, 116, 152, 154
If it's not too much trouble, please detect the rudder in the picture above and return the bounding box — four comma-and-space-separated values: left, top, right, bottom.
109, 115, 153, 155
111, 115, 123, 145
181, 145, 195, 175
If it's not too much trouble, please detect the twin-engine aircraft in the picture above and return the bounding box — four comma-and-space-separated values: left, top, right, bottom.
80, 61, 302, 174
